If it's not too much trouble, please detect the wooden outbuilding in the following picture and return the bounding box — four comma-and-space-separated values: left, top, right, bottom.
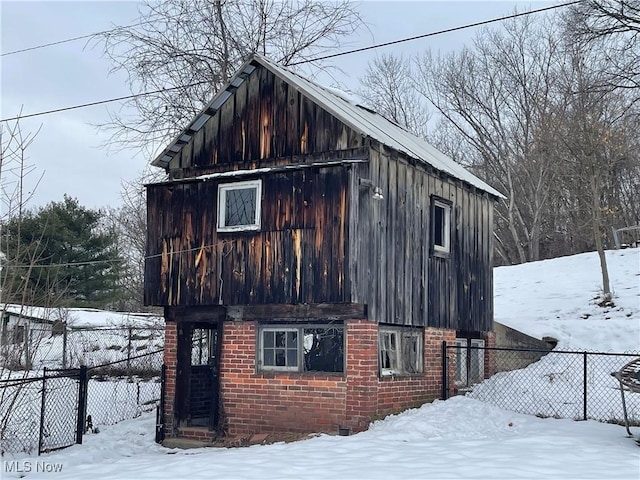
145, 54, 502, 442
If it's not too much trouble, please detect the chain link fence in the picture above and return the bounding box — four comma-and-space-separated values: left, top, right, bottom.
85, 350, 163, 427
0, 348, 163, 455
445, 344, 640, 425
1, 324, 164, 372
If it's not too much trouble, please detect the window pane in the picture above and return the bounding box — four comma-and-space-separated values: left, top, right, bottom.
287, 349, 298, 367
275, 331, 286, 348
275, 349, 286, 366
264, 331, 274, 348
303, 327, 344, 372
225, 187, 256, 226
434, 205, 444, 247
402, 335, 420, 374
264, 348, 274, 366
287, 330, 297, 348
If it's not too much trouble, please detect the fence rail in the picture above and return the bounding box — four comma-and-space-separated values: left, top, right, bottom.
443, 344, 640, 425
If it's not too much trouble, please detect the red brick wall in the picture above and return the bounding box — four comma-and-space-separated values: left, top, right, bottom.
219, 321, 348, 436
162, 318, 461, 438
344, 320, 378, 432
483, 330, 497, 379
162, 320, 178, 435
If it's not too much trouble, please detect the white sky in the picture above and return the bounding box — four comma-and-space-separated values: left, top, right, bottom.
1, 1, 554, 211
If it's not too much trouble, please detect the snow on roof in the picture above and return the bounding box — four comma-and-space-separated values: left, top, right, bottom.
257, 55, 503, 198
1, 304, 162, 328
153, 55, 504, 199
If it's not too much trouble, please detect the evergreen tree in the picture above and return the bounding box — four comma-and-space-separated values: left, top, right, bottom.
2, 196, 124, 308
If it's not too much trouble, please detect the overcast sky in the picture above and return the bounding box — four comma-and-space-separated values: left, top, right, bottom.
1, 1, 554, 211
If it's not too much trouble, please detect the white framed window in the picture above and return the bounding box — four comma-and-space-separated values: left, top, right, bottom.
379, 327, 423, 376
260, 328, 299, 371
217, 180, 262, 232
258, 325, 344, 373
455, 338, 485, 386
432, 197, 451, 255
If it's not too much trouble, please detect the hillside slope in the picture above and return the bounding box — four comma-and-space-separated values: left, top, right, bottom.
494, 248, 639, 351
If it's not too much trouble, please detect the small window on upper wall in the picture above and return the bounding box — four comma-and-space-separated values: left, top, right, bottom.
217, 180, 262, 232
431, 197, 452, 255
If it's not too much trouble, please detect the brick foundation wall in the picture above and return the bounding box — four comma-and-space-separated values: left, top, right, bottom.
483, 330, 497, 379
220, 321, 347, 436
162, 320, 178, 435
162, 317, 463, 439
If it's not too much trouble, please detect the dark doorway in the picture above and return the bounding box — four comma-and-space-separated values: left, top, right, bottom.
176, 322, 222, 429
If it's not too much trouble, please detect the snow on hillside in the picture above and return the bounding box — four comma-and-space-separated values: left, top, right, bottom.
495, 248, 640, 352
2, 249, 639, 479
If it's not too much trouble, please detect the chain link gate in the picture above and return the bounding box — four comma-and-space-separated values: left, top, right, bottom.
38, 367, 87, 454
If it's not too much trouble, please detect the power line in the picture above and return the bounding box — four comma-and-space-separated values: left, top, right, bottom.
289, 1, 583, 66
0, 82, 207, 123
0, 1, 581, 124
1, 16, 169, 57
7, 239, 236, 269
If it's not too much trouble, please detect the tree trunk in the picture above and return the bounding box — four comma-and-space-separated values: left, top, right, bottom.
591, 174, 612, 303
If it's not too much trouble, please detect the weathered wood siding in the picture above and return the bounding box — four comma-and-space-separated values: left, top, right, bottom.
168, 65, 362, 176
145, 61, 495, 330
349, 144, 494, 332
145, 167, 350, 306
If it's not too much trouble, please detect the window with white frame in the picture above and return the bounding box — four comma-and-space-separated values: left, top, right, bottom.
379, 327, 423, 376
454, 338, 485, 386
258, 325, 344, 373
431, 197, 451, 255
217, 180, 262, 232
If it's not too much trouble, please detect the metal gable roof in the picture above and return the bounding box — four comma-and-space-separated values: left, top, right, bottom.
152, 54, 503, 198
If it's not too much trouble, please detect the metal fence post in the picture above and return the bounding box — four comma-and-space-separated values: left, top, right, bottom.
76, 366, 88, 445
62, 324, 68, 369
155, 364, 166, 444
127, 327, 133, 369
38, 368, 47, 455
441, 341, 448, 400
583, 351, 588, 421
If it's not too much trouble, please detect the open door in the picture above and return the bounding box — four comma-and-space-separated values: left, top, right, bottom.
175, 322, 222, 430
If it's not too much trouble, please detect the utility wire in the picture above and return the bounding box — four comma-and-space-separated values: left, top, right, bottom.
289, 1, 583, 66
1, 16, 172, 57
6, 239, 236, 269
0, 1, 581, 124
0, 82, 207, 123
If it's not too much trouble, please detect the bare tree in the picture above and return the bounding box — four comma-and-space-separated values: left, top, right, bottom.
96, 0, 364, 157
570, 1, 640, 107
414, 16, 564, 264
358, 53, 431, 139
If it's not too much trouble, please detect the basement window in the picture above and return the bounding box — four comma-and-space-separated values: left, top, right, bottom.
258, 325, 344, 373
454, 338, 485, 387
217, 180, 262, 232
379, 326, 423, 376
431, 197, 451, 255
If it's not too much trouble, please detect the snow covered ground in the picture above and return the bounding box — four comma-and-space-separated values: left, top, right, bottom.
495, 248, 639, 352
2, 249, 639, 479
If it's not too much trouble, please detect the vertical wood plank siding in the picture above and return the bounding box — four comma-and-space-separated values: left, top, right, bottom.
145, 167, 350, 306
147, 63, 494, 332
169, 66, 362, 174
350, 145, 494, 332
